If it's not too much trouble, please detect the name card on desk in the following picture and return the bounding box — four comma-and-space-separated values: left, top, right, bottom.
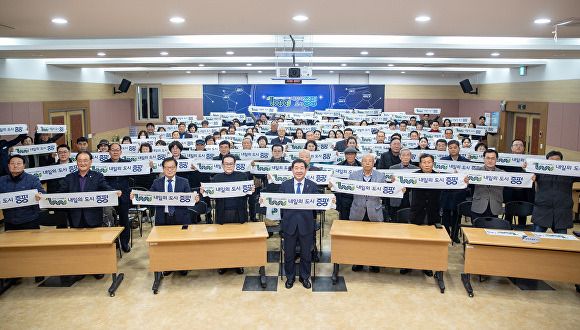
532, 232, 579, 241
484, 229, 526, 237
522, 235, 540, 244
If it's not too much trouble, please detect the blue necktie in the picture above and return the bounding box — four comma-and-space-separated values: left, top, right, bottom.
296, 182, 301, 194
167, 179, 175, 215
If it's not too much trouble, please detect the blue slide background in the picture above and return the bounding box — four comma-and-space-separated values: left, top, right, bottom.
202, 84, 384, 116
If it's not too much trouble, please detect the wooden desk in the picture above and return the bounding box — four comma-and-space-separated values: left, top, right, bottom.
0, 227, 124, 297
146, 222, 268, 294
329, 220, 451, 293
461, 228, 580, 297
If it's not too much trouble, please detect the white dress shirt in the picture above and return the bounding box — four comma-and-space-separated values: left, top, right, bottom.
293, 178, 305, 194
164, 176, 175, 213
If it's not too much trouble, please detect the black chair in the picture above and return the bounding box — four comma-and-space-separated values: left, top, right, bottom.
473, 217, 511, 230
455, 201, 473, 244
190, 201, 212, 224
504, 201, 534, 230
38, 209, 69, 228
395, 208, 411, 223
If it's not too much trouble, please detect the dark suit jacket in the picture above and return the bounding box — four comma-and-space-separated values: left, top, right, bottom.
150, 175, 192, 225
57, 170, 115, 227
279, 178, 318, 236
211, 171, 249, 224
103, 158, 131, 204
334, 140, 347, 152
377, 150, 401, 169
271, 136, 292, 145
0, 134, 27, 176
179, 133, 193, 139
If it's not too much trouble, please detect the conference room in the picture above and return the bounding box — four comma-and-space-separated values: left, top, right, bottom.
1, 0, 580, 328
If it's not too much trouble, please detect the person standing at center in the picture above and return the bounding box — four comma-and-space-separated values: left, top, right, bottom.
201, 154, 254, 275
335, 147, 361, 220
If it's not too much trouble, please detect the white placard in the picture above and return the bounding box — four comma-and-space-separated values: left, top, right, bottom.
37, 124, 67, 134
414, 108, 441, 115
0, 190, 39, 209
12, 143, 57, 155
484, 229, 526, 237
251, 162, 292, 175
201, 181, 254, 198
329, 177, 404, 198
259, 193, 336, 210
39, 191, 119, 208
0, 124, 28, 135
25, 163, 77, 181
532, 232, 579, 240
267, 171, 332, 185
191, 160, 252, 173
395, 172, 468, 189
525, 158, 580, 177
465, 170, 534, 188
443, 117, 472, 124
90, 161, 151, 176
131, 190, 197, 206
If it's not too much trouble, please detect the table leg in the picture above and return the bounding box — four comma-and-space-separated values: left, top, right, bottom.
461, 273, 474, 297
108, 272, 124, 297
259, 266, 267, 288
0, 278, 16, 296
435, 271, 445, 293
152, 271, 163, 294
331, 263, 340, 284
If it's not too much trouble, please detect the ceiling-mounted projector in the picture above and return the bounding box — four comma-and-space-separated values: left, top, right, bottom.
275, 67, 313, 79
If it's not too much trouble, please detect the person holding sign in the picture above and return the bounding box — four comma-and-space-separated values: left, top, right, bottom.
471, 149, 505, 220
502, 139, 535, 226
34, 127, 64, 167
272, 127, 292, 145
103, 143, 132, 253
0, 155, 45, 230
525, 151, 578, 234
336, 147, 362, 220
0, 133, 27, 177
389, 149, 418, 221
440, 140, 470, 243
200, 154, 255, 275
261, 159, 319, 289
58, 151, 121, 228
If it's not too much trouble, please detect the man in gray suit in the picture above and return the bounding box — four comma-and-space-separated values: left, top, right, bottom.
471, 149, 505, 219
389, 148, 419, 221
332, 154, 390, 273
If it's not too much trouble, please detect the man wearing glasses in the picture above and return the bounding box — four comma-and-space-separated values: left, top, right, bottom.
502, 139, 535, 226
201, 154, 255, 275
470, 149, 505, 220
46, 144, 73, 193
103, 143, 132, 253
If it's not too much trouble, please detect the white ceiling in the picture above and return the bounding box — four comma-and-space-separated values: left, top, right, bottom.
1, 0, 579, 76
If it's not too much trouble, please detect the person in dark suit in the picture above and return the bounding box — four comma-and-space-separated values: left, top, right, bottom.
335, 147, 361, 220
333, 128, 353, 152
260, 159, 326, 289
271, 127, 292, 145
57, 151, 120, 280
0, 133, 27, 177
439, 140, 470, 243
201, 154, 255, 275
389, 148, 418, 221
471, 149, 505, 220
58, 151, 121, 228
177, 123, 192, 139
377, 137, 402, 169
212, 140, 241, 161
46, 144, 73, 193
103, 143, 132, 252
501, 139, 535, 226
265, 120, 279, 136
34, 127, 64, 167
298, 150, 319, 171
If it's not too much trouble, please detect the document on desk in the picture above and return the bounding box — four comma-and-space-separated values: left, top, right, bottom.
484, 229, 526, 237
532, 233, 579, 240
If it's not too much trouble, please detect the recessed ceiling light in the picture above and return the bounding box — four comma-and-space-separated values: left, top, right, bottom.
246, 63, 252, 66
160, 51, 168, 56
426, 52, 435, 56
360, 51, 369, 55
226, 51, 234, 55
415, 16, 431, 22
170, 17, 185, 23
329, 71, 334, 73
221, 70, 226, 73
51, 18, 68, 24
341, 63, 347, 67
186, 71, 191, 74
258, 71, 263, 73
401, 71, 406, 74
198, 64, 204, 67
365, 71, 370, 74
388, 64, 394, 67
293, 15, 308, 21
97, 52, 106, 56
534, 18, 551, 24
491, 52, 500, 56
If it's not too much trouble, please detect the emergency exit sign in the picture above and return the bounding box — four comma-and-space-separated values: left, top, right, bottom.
518, 104, 526, 110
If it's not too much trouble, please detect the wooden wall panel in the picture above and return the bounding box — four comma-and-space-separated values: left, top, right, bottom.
0, 78, 134, 103
455, 79, 580, 103
385, 85, 461, 99
161, 84, 203, 98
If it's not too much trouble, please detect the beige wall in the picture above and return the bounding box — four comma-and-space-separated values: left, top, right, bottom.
385, 79, 580, 103
546, 145, 580, 162
0, 78, 135, 103
161, 84, 203, 98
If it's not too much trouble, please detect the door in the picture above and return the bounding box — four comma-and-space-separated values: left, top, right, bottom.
49, 109, 87, 152
513, 113, 541, 155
